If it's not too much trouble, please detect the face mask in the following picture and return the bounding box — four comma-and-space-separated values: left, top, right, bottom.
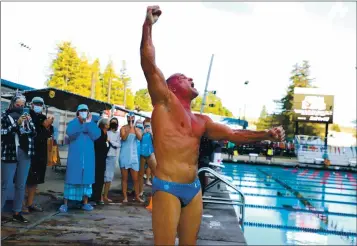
11, 106, 24, 114
34, 106, 42, 114
136, 124, 143, 129
79, 111, 88, 120
110, 122, 118, 129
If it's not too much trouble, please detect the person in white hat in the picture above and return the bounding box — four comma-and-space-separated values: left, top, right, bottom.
23, 97, 54, 214
59, 104, 101, 213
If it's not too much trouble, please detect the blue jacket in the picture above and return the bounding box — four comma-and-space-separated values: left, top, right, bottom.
65, 118, 101, 185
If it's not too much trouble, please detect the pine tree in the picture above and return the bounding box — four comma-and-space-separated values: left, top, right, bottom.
47, 42, 82, 91
275, 61, 323, 138
256, 105, 271, 130
134, 89, 153, 112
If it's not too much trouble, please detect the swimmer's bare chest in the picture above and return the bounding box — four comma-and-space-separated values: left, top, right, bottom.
151, 96, 207, 182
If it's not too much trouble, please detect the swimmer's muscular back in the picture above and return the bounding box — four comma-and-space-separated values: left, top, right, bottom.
151, 94, 207, 184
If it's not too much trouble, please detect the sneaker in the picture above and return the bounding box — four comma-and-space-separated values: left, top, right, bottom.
28, 204, 43, 212
12, 214, 29, 223
22, 205, 30, 214
96, 201, 105, 205
88, 201, 97, 206
59, 204, 68, 213
82, 203, 94, 211
1, 215, 11, 223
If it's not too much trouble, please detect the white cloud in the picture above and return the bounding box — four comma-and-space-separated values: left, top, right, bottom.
1, 2, 355, 126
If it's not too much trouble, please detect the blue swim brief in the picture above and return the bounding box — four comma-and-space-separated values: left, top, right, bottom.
152, 177, 201, 207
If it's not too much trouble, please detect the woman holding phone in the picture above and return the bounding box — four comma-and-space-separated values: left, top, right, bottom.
119, 112, 143, 203
1, 92, 36, 223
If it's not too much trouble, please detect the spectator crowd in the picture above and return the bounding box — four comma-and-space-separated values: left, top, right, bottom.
1, 92, 156, 223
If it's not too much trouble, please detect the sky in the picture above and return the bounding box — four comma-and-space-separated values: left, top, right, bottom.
1, 2, 356, 126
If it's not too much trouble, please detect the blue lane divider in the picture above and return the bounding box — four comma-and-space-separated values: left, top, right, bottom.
244, 204, 357, 218
243, 221, 357, 237
230, 178, 357, 190
243, 193, 357, 206
228, 169, 357, 184
227, 178, 357, 191
257, 168, 326, 221
224, 173, 357, 187
231, 184, 356, 197
232, 174, 357, 187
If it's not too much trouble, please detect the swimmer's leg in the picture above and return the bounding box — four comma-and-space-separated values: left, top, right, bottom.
152, 191, 181, 245
177, 190, 203, 246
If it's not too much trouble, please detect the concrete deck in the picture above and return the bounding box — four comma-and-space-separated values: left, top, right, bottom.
1, 166, 246, 245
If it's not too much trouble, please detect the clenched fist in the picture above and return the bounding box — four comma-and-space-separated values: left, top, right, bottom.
145, 5, 162, 25
266, 126, 285, 142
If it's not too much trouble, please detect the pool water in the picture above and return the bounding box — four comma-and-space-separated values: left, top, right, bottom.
222, 163, 357, 245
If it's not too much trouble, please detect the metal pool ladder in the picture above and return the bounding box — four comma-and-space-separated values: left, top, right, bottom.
198, 167, 246, 231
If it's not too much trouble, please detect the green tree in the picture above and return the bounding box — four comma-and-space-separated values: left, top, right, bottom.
101, 61, 134, 108
330, 124, 341, 132
191, 94, 233, 117
70, 55, 92, 97
134, 89, 153, 111
275, 60, 323, 138
47, 42, 138, 109
126, 89, 135, 110
47, 42, 82, 91
90, 59, 104, 101
256, 105, 271, 130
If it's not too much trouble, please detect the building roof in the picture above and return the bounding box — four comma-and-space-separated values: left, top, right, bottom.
1, 78, 35, 91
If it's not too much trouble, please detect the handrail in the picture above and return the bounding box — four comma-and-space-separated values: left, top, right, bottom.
198, 167, 246, 231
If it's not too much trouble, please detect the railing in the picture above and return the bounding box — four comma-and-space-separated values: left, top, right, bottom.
198, 167, 246, 231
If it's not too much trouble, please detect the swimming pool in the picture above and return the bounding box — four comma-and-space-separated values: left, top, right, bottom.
222, 163, 357, 245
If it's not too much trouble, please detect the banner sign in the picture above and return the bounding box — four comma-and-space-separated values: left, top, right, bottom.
293, 88, 334, 124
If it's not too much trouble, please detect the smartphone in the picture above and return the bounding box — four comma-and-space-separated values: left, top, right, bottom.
23, 108, 30, 115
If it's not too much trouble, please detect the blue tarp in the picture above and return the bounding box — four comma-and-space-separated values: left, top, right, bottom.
220, 117, 248, 129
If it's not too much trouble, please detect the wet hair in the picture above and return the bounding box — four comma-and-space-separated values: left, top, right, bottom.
97, 118, 109, 129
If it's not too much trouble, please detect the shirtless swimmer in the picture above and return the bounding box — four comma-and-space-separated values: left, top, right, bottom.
140, 6, 285, 245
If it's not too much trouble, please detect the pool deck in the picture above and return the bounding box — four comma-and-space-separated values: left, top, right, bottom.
224, 154, 357, 172
1, 167, 246, 245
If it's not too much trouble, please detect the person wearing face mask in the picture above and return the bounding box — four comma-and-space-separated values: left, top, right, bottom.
59, 104, 101, 213
119, 112, 143, 203
22, 97, 54, 214
139, 118, 157, 197
103, 117, 121, 203
91, 118, 110, 205
1, 92, 36, 223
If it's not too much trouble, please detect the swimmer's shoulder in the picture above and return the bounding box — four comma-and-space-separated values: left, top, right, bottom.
194, 114, 211, 124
